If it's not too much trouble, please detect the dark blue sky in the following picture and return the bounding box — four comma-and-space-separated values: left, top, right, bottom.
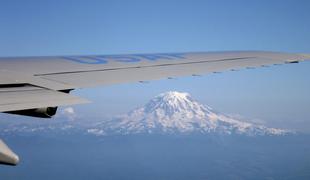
0, 0, 310, 132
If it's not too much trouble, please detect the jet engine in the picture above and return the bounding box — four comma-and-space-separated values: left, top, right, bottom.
5, 107, 58, 118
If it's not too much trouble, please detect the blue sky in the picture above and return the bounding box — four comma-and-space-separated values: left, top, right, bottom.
0, 0, 310, 131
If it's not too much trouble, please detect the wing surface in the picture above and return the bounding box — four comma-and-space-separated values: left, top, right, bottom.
0, 51, 309, 112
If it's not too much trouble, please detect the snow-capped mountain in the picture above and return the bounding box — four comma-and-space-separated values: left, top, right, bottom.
91, 91, 291, 136
0, 91, 292, 136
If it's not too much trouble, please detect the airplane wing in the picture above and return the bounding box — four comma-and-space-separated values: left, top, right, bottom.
0, 51, 309, 117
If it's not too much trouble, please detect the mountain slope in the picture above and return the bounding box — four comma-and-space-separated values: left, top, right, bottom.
94, 91, 290, 136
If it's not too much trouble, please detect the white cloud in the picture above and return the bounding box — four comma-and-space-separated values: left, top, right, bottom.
61, 107, 77, 121
87, 128, 106, 136
226, 113, 266, 125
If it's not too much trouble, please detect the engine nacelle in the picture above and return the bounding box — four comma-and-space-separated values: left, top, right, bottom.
5, 107, 58, 118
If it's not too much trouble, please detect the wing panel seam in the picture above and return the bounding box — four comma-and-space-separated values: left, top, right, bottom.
34, 57, 256, 76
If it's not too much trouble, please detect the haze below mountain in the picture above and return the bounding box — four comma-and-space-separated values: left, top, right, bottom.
1, 91, 292, 137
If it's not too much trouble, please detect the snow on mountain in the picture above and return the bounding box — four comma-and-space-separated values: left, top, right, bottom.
0, 91, 292, 136
92, 91, 291, 136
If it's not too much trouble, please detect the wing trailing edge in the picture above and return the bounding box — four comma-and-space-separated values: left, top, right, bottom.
0, 84, 89, 113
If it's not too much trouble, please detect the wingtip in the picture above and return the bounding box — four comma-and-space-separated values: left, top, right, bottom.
298, 54, 310, 60
0, 154, 20, 166
0, 139, 20, 166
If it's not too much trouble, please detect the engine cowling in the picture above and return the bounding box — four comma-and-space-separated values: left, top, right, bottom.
6, 107, 58, 118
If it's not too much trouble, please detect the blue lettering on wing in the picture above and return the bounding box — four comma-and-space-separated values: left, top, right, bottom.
98, 55, 141, 63
62, 56, 108, 64
135, 54, 168, 61
62, 53, 187, 64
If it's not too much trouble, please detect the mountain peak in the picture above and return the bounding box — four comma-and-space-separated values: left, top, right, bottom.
105, 91, 291, 136
152, 91, 192, 108
143, 91, 209, 118
157, 91, 190, 100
